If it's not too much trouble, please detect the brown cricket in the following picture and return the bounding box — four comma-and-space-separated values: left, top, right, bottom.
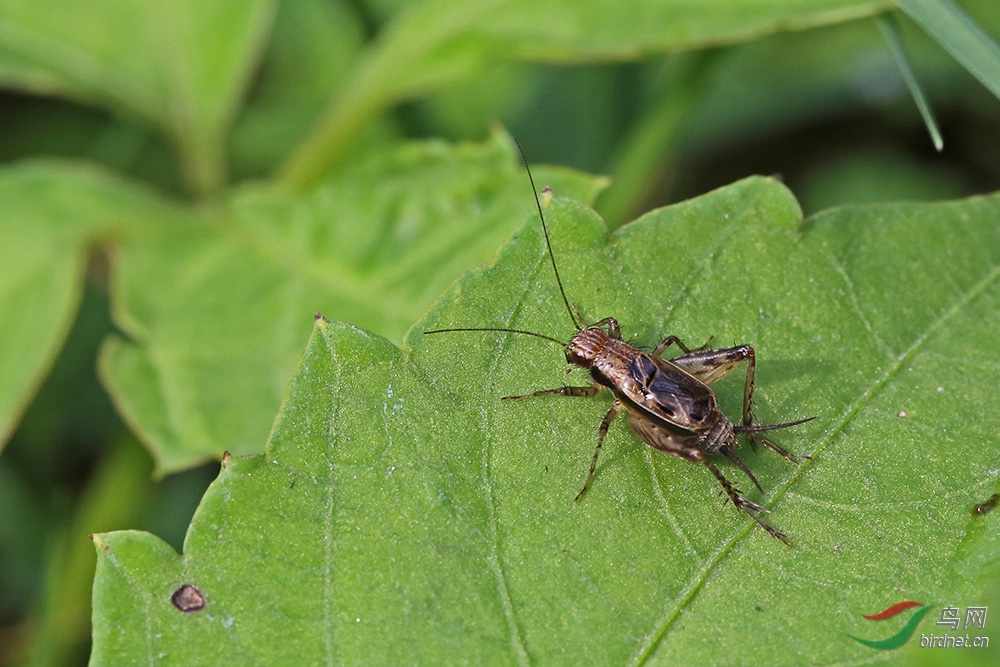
426, 143, 812, 545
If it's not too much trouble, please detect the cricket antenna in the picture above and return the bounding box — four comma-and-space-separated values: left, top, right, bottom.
513, 138, 582, 332
423, 326, 567, 347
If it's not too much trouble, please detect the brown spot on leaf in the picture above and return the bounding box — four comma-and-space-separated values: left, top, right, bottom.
172, 584, 206, 612
973, 493, 1000, 516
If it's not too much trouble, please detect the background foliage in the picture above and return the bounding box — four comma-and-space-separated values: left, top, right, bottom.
1, 0, 999, 665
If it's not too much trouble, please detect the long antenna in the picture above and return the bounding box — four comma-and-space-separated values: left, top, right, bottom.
424, 327, 566, 347
513, 138, 582, 331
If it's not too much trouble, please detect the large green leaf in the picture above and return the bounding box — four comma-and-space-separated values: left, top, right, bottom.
91, 178, 1000, 664
0, 0, 277, 193
100, 133, 607, 473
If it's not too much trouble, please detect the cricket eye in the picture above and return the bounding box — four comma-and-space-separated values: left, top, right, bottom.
566, 346, 590, 367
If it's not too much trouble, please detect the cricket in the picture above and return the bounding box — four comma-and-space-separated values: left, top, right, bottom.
426, 142, 813, 545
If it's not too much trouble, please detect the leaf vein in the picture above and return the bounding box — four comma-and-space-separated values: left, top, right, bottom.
643, 448, 698, 557
829, 253, 895, 359
478, 248, 560, 666
322, 329, 339, 667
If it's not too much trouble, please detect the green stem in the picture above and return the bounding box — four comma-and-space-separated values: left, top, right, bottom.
19, 438, 152, 667
877, 13, 942, 151
596, 52, 715, 229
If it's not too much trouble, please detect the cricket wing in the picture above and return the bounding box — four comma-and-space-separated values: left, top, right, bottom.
621, 353, 719, 433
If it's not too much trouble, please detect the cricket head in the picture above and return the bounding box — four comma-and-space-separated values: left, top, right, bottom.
566, 326, 608, 369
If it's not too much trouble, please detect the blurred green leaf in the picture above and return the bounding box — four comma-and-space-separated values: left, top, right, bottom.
228, 0, 367, 180
0, 462, 44, 616
0, 274, 149, 665
280, 0, 890, 186
0, 0, 277, 194
92, 179, 1000, 664
100, 133, 607, 473
0, 161, 182, 456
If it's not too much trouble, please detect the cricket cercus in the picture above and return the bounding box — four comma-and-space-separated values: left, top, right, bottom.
426, 143, 813, 545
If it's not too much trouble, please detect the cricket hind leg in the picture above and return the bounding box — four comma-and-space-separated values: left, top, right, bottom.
666, 344, 756, 421
670, 345, 807, 461
698, 456, 790, 546
717, 442, 763, 493
575, 400, 624, 501
737, 430, 806, 464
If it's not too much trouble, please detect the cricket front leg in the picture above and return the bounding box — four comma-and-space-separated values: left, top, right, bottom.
652, 335, 693, 356
589, 317, 621, 340
569, 304, 622, 340
501, 382, 603, 401
575, 400, 624, 501
652, 334, 716, 356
